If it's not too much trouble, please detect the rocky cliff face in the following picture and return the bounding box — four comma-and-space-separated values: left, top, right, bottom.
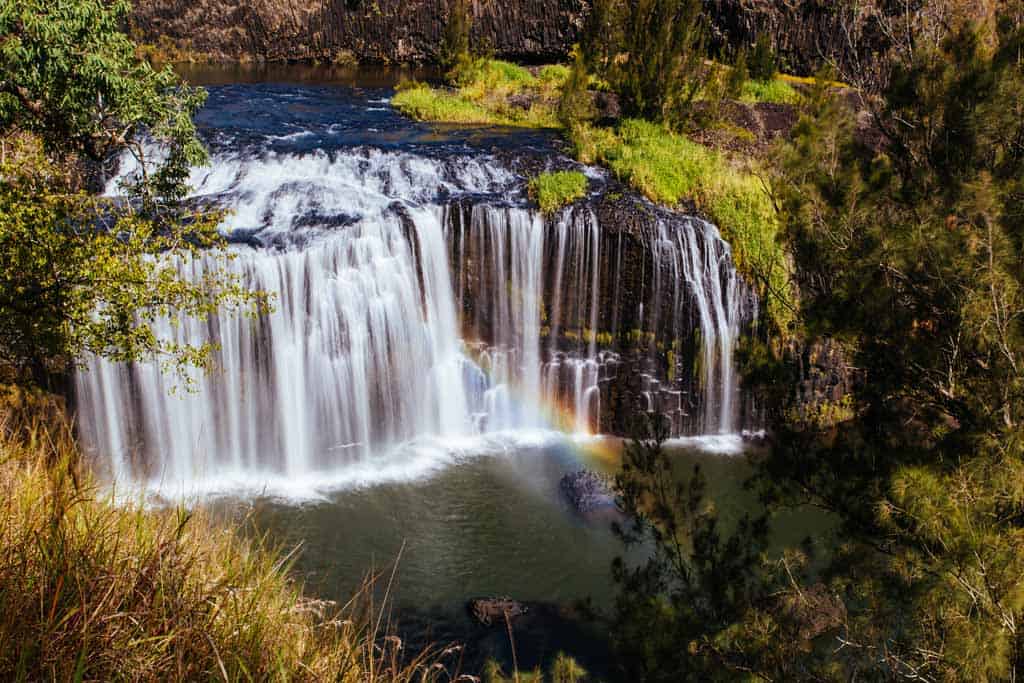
130, 0, 889, 73
704, 0, 888, 77
131, 0, 586, 64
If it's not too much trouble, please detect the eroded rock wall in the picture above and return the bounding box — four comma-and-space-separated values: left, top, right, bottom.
131, 0, 896, 73
131, 0, 587, 64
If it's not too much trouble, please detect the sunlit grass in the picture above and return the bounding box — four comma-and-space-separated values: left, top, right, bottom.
392, 83, 501, 124
392, 58, 563, 128
741, 78, 802, 105
529, 170, 589, 213
0, 388, 452, 681
391, 80, 557, 129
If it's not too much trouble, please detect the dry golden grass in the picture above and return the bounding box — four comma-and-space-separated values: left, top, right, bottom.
0, 388, 459, 682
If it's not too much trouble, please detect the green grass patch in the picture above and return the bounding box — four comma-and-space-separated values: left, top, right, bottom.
466, 59, 536, 87
740, 78, 802, 104
538, 64, 572, 85
391, 83, 501, 125
570, 119, 793, 329
528, 170, 589, 213
392, 59, 560, 128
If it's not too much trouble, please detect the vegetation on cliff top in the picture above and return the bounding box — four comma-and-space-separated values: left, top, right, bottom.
570, 119, 790, 328
528, 170, 589, 213
393, 53, 795, 331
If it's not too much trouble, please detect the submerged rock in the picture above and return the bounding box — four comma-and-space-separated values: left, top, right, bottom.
559, 469, 615, 513
469, 597, 528, 626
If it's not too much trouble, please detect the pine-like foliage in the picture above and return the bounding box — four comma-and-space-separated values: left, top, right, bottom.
439, 0, 472, 82
747, 33, 777, 82
581, 0, 706, 126
611, 5, 1024, 679
756, 6, 1024, 679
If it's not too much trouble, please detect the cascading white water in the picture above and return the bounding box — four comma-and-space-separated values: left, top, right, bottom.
657, 219, 751, 434
77, 142, 755, 488
76, 210, 479, 482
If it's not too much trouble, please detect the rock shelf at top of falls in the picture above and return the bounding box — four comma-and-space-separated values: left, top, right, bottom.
74, 80, 761, 493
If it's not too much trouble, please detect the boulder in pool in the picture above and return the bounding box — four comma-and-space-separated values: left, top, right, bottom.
469, 597, 528, 626
560, 469, 615, 513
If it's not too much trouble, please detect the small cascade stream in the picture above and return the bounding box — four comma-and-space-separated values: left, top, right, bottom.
74, 83, 758, 490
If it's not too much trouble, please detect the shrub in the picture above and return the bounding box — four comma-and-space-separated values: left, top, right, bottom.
440, 0, 472, 78
748, 33, 778, 82
727, 47, 749, 100
581, 0, 707, 126
558, 50, 596, 127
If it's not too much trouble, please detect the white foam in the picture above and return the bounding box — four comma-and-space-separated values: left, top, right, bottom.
113, 429, 568, 504
665, 433, 748, 455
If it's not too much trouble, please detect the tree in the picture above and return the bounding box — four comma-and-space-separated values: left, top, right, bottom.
755, 7, 1024, 678
611, 414, 780, 681
0, 0, 264, 387
747, 33, 776, 82
609, 5, 1024, 679
580, 0, 706, 126
439, 0, 473, 83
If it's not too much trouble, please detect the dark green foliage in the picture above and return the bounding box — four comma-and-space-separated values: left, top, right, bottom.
580, 0, 706, 126
747, 33, 777, 82
746, 9, 1024, 679
0, 0, 207, 210
610, 414, 776, 681
610, 6, 1024, 680
725, 47, 748, 100
0, 0, 264, 386
557, 49, 595, 127
439, 0, 472, 82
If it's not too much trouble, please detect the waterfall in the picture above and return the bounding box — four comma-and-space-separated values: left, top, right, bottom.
76, 145, 757, 487
659, 220, 749, 434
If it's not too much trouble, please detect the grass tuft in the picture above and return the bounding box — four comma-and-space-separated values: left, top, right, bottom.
0, 389, 453, 681
528, 170, 589, 213
392, 59, 560, 129
740, 78, 802, 105
537, 64, 572, 85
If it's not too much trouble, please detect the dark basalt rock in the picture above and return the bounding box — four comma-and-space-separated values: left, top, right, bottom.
468, 597, 528, 626
131, 0, 913, 77
560, 469, 615, 513
130, 0, 586, 65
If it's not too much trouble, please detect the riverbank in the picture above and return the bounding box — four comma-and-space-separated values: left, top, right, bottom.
0, 389, 448, 681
